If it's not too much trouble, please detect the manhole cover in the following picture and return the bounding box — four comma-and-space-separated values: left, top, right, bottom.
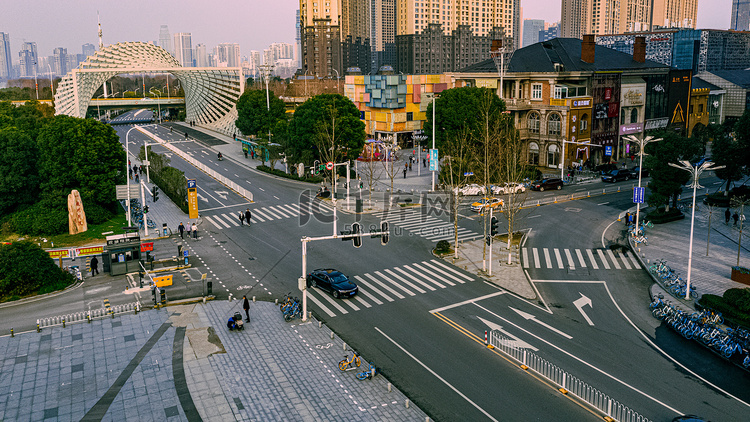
219, 241, 227, 244
248, 257, 255, 261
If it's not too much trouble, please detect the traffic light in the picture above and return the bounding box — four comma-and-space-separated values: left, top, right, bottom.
352, 222, 362, 248
486, 235, 491, 246
359, 180, 364, 189
143, 205, 149, 213
152, 186, 159, 202
380, 221, 389, 246
490, 216, 498, 236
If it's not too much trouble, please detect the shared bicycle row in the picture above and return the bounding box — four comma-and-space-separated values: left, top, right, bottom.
648, 259, 699, 298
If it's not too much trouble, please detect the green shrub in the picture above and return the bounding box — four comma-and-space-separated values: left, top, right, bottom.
0, 241, 75, 301
256, 165, 324, 184
84, 203, 114, 225
699, 289, 750, 329
151, 165, 188, 213
645, 207, 684, 224
6, 203, 68, 235
435, 240, 451, 254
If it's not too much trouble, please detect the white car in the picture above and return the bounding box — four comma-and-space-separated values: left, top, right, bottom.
457, 184, 486, 196
491, 182, 526, 195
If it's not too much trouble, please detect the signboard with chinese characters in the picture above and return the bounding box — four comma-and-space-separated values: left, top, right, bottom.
75, 246, 104, 257
619, 122, 644, 136
187, 179, 199, 219
429, 149, 438, 171
571, 98, 592, 108
475, 79, 498, 89
633, 187, 645, 203
644, 117, 669, 131
667, 69, 692, 131
622, 88, 645, 107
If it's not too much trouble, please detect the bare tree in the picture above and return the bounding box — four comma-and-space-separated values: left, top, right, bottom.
439, 129, 474, 258
361, 143, 381, 204
497, 112, 528, 264
379, 135, 400, 194
730, 196, 749, 266
315, 102, 339, 190
701, 203, 718, 256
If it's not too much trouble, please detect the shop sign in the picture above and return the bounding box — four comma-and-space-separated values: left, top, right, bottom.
622, 88, 644, 106
75, 246, 104, 256
475, 79, 498, 89
619, 122, 644, 135
645, 117, 669, 130
571, 98, 592, 108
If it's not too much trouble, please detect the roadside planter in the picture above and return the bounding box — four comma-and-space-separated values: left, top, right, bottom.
731, 266, 750, 286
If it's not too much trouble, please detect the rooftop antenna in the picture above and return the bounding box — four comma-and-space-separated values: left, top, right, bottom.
98, 11, 109, 99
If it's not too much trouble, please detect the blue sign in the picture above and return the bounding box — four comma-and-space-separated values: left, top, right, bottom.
633, 187, 645, 203
183, 250, 189, 257
429, 149, 438, 171
463, 172, 474, 176
604, 146, 613, 156
187, 179, 197, 189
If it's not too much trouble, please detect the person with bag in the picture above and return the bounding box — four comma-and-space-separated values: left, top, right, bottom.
239, 211, 245, 226
245, 209, 251, 226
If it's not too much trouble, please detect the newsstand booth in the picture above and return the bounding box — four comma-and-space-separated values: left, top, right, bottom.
105, 232, 141, 275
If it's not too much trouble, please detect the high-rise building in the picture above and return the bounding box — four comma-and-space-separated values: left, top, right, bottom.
561, 0, 592, 38
214, 43, 241, 67
300, 0, 342, 77
651, 0, 697, 29
370, 0, 396, 70
173, 33, 193, 67
82, 43, 96, 58
618, 0, 651, 32
539, 22, 561, 42
296, 10, 303, 68
194, 44, 208, 67
396, 0, 515, 39
512, 0, 522, 49
589, 0, 620, 35
19, 42, 38, 78
159, 25, 172, 55
523, 19, 545, 47
0, 32, 11, 80
732, 0, 750, 31
269, 43, 295, 60
53, 47, 68, 76
248, 50, 261, 77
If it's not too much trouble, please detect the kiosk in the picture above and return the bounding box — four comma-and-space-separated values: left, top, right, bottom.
105, 232, 142, 275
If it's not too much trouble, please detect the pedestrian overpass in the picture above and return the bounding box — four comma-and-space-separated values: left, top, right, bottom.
54, 42, 243, 136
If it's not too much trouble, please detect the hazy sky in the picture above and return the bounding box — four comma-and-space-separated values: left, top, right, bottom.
2, 0, 734, 60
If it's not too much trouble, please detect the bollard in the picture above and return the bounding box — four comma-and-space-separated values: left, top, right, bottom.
37, 321, 40, 333
228, 293, 233, 302
202, 297, 206, 305
387, 382, 392, 393
343, 343, 347, 351
252, 296, 256, 303
484, 330, 488, 345
274, 298, 278, 305
62, 318, 66, 328
11, 328, 14, 337
405, 399, 410, 409
318, 321, 322, 328
330, 332, 334, 340
371, 367, 376, 378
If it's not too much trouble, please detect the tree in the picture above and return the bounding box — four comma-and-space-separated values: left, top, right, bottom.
0, 127, 40, 214
645, 130, 703, 209
497, 113, 528, 264
423, 87, 506, 151
439, 129, 474, 259
235, 89, 286, 137
285, 94, 365, 166
712, 124, 746, 195
0, 242, 75, 300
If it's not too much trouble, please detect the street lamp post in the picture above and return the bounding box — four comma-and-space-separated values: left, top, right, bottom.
149, 88, 161, 123
34, 61, 39, 100
669, 160, 725, 300
624, 134, 662, 237
47, 64, 54, 98
259, 64, 275, 146
124, 126, 144, 227
331, 69, 340, 94
431, 93, 437, 191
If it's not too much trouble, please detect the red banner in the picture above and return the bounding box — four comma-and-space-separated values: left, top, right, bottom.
141, 242, 154, 252
75, 246, 104, 256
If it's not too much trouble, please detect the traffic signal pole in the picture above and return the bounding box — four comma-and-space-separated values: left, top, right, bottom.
488, 207, 493, 276
140, 180, 148, 236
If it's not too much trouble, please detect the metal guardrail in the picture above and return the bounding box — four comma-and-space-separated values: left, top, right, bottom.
489, 330, 651, 422
37, 302, 141, 331
139, 127, 254, 202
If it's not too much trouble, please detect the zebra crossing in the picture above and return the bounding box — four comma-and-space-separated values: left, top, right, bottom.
203, 202, 332, 229
306, 259, 474, 318
522, 247, 642, 271
370, 209, 484, 243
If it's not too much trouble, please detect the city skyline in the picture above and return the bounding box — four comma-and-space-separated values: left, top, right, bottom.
1, 0, 735, 66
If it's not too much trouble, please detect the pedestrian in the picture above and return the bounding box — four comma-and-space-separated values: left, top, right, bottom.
409, 161, 412, 171
243, 149, 248, 159
239, 211, 245, 225
192, 222, 197, 239
170, 126, 173, 133
624, 212, 631, 226
243, 295, 250, 322
133, 165, 138, 175
733, 212, 739, 226
90, 255, 99, 277
726, 208, 732, 224
245, 208, 252, 225
178, 222, 185, 238
135, 173, 139, 183
186, 222, 192, 239
423, 157, 426, 167
403, 168, 407, 178
129, 168, 133, 179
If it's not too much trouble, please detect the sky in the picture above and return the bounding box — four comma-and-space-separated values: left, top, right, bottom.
1, 0, 735, 61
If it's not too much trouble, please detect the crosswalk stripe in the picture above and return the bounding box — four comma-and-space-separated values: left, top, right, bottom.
364, 273, 406, 299
252, 208, 273, 220
381, 269, 425, 294
411, 263, 457, 286
597, 249, 611, 269
587, 249, 599, 269
355, 287, 383, 305
423, 227, 461, 239
522, 248, 530, 268
266, 206, 290, 219
221, 214, 240, 226
426, 260, 474, 281
374, 271, 415, 296
212, 215, 232, 228
392, 267, 437, 291
543, 248, 552, 268
576, 249, 586, 268
564, 249, 575, 270
430, 230, 477, 242
533, 248, 541, 268
399, 220, 443, 229
204, 216, 223, 229
619, 252, 632, 270
351, 295, 372, 308
353, 276, 394, 302
306, 292, 336, 317
312, 289, 351, 313
554, 248, 564, 269
249, 212, 265, 222
606, 250, 621, 269
401, 265, 445, 288
281, 204, 301, 215
626, 251, 641, 269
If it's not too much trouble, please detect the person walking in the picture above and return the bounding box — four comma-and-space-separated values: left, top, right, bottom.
90, 255, 99, 277
135, 173, 139, 183
423, 157, 426, 168
403, 167, 407, 178
624, 212, 631, 226
242, 295, 250, 322
726, 208, 732, 225
733, 212, 739, 227
192, 222, 198, 239
186, 222, 192, 239
245, 209, 252, 225
239, 211, 245, 226
178, 222, 185, 239
409, 161, 412, 171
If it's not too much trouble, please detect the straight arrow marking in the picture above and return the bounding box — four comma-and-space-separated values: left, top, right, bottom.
508, 307, 573, 339
573, 293, 595, 326
477, 316, 538, 351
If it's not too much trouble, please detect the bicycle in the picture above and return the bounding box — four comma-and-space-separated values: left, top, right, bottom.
356, 362, 377, 380
642, 220, 654, 228
633, 234, 648, 245
338, 351, 361, 371
283, 300, 302, 321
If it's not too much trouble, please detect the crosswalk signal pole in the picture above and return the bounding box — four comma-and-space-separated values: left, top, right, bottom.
301, 238, 308, 322
488, 208, 493, 276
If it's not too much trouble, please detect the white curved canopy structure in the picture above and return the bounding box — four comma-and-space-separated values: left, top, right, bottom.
54, 42, 243, 136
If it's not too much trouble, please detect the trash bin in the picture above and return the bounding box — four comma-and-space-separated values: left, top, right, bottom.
177, 245, 183, 257
160, 289, 167, 305
356, 199, 363, 213
207, 281, 213, 296
162, 223, 168, 236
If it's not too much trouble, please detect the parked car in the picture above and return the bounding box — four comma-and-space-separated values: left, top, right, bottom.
306, 269, 358, 298
529, 178, 563, 191
601, 169, 633, 182
470, 197, 504, 212
457, 184, 486, 196
491, 182, 526, 195
631, 166, 650, 178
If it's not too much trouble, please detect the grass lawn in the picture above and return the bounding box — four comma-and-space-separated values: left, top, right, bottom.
1, 211, 130, 248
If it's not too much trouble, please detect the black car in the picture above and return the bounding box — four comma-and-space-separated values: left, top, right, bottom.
529, 178, 563, 191
601, 169, 633, 182
306, 269, 358, 298
632, 166, 650, 178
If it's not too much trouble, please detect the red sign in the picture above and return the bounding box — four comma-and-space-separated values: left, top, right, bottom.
326, 161, 334, 170
75, 246, 104, 256
140, 242, 154, 252
604, 88, 612, 101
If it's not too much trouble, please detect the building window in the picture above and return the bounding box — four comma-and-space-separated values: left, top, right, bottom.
554, 86, 567, 99
547, 144, 559, 167
580, 114, 588, 133
528, 142, 539, 165
630, 108, 638, 123
548, 113, 561, 135
528, 111, 540, 134
531, 83, 542, 100
407, 112, 413, 121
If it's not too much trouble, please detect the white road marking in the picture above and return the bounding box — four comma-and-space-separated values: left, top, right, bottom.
527, 214, 541, 219
392, 267, 436, 291
353, 275, 394, 302
508, 307, 573, 339
306, 293, 336, 317
575, 249, 586, 268
606, 250, 621, 270
564, 249, 575, 270
429, 291, 506, 313
364, 273, 406, 299
427, 260, 474, 281
553, 248, 564, 269
381, 269, 425, 294
274, 195, 280, 200
543, 248, 552, 268
522, 248, 530, 268
374, 271, 416, 296
597, 202, 609, 205
532, 248, 541, 269
596, 249, 610, 269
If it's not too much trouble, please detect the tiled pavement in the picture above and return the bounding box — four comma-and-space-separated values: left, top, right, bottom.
0, 301, 428, 422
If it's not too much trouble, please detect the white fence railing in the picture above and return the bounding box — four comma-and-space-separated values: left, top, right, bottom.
37, 302, 141, 331
139, 127, 253, 202
489, 330, 652, 422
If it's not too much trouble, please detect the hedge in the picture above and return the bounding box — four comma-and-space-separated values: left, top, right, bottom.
645, 208, 685, 224
151, 164, 188, 214
0, 241, 75, 301
698, 288, 750, 330
256, 165, 324, 184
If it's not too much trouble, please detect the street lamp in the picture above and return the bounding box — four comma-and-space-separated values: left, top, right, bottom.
668, 160, 725, 300
47, 64, 54, 98
304, 69, 309, 97
149, 88, 161, 123
431, 93, 437, 191
624, 134, 662, 237
331, 68, 340, 94
34, 61, 39, 100
259, 64, 275, 144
